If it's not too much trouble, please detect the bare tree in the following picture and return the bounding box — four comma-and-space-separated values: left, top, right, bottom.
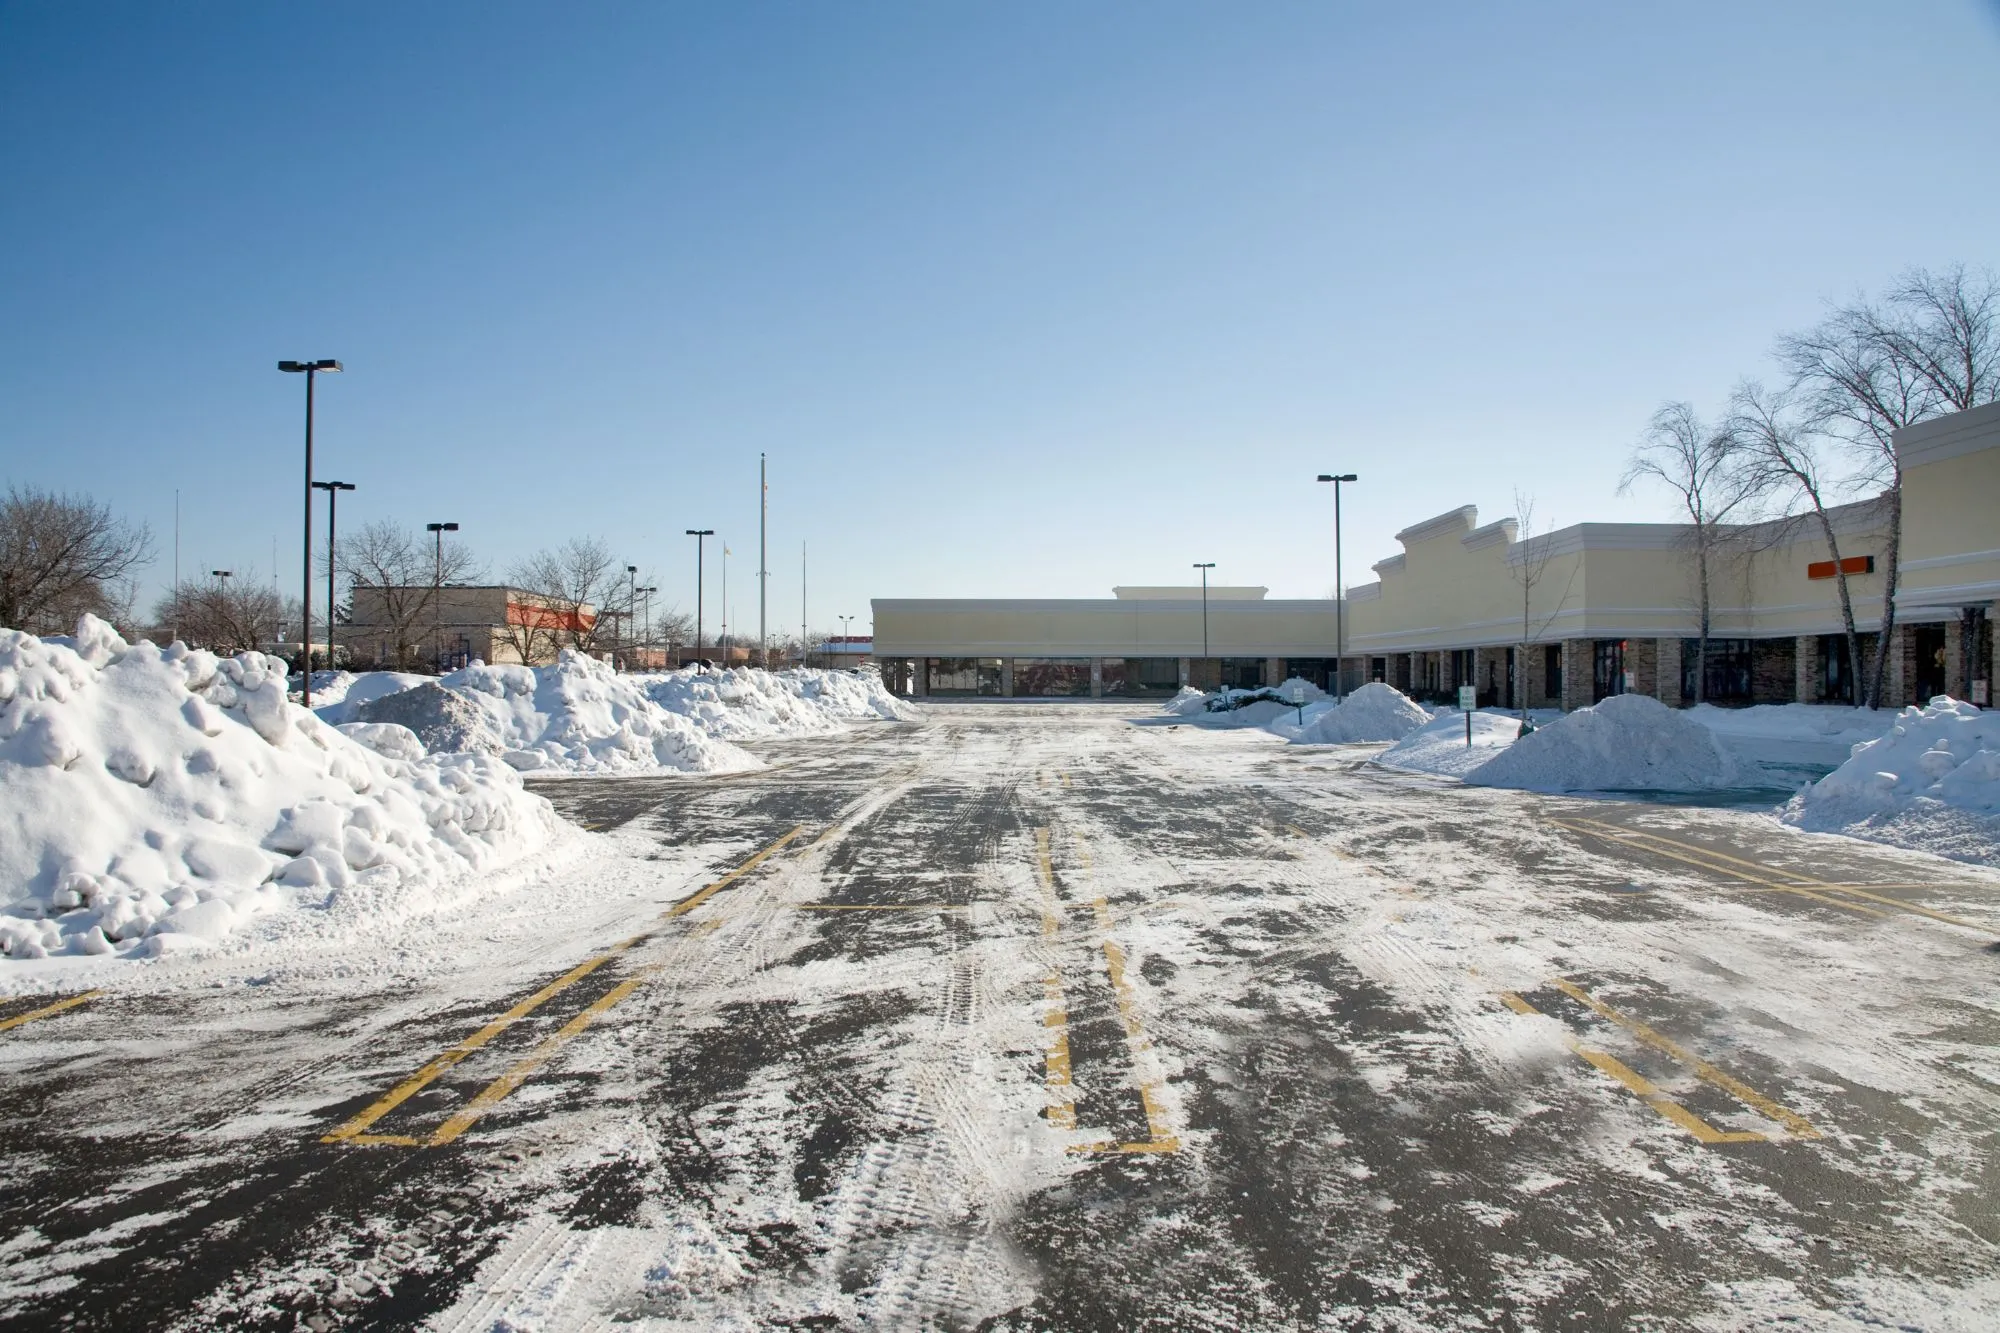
1777, 264, 1999, 706
1620, 402, 1755, 704
152, 571, 283, 656
506, 537, 622, 656
0, 486, 154, 633
1727, 382, 1867, 704
340, 521, 484, 669
1507, 492, 1578, 727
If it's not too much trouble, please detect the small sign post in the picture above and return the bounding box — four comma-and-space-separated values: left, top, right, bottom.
1286, 681, 1307, 726
1459, 684, 1476, 746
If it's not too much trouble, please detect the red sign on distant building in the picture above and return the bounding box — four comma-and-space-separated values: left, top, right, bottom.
1807, 555, 1874, 580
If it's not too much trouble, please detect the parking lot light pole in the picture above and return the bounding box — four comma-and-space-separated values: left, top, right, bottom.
311, 481, 355, 679
426, 522, 459, 671
279, 358, 340, 705
1192, 562, 1215, 689
1316, 474, 1358, 701
686, 529, 714, 668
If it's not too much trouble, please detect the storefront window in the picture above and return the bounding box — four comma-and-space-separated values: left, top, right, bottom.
926, 658, 1003, 696
1014, 658, 1093, 696
1109, 658, 1180, 697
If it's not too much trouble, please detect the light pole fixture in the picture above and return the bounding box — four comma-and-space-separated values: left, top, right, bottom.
1192, 562, 1216, 685
426, 522, 459, 672
686, 529, 714, 668
1316, 473, 1358, 701
279, 358, 341, 705
636, 585, 657, 666
311, 480, 355, 680
212, 569, 233, 582
838, 614, 854, 662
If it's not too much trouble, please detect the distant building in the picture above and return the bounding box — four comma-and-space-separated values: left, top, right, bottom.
874, 401, 2000, 707
812, 636, 872, 671
340, 585, 596, 670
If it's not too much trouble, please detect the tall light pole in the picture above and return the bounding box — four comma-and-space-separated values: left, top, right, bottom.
279, 358, 340, 705
311, 480, 355, 679
625, 564, 638, 670
686, 529, 714, 668
1193, 562, 1215, 689
637, 585, 657, 666
1316, 474, 1359, 701
838, 614, 854, 664
758, 453, 768, 669
426, 522, 459, 672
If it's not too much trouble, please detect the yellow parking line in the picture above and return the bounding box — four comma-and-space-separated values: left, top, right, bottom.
1042, 974, 1077, 1130
323, 826, 800, 1147
0, 990, 102, 1034
430, 970, 655, 1145
1550, 818, 1889, 919
1549, 978, 1819, 1138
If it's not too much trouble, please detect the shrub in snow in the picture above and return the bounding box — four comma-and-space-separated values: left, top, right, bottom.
0, 617, 559, 961
1464, 692, 1741, 793
367, 651, 761, 775
1294, 682, 1431, 744
1781, 697, 2000, 866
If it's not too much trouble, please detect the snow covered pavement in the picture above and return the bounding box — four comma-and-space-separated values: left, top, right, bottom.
3, 704, 1998, 1328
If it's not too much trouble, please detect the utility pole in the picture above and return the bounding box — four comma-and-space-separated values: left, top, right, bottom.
426, 521, 459, 672
801, 540, 808, 669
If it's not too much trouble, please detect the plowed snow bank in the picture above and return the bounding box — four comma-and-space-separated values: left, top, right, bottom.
1781, 697, 2000, 866
0, 618, 560, 962
1464, 693, 1741, 793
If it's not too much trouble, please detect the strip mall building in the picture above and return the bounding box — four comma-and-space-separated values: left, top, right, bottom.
873, 401, 2000, 707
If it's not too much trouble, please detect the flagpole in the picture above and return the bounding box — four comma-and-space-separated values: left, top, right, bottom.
758, 454, 768, 670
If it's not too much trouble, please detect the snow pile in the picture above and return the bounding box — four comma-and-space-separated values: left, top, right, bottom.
1780, 697, 2000, 866
1293, 682, 1432, 744
1162, 687, 1208, 716
1465, 693, 1742, 793
639, 665, 921, 741
1377, 710, 1526, 777
308, 670, 431, 725
0, 617, 560, 962
360, 650, 760, 775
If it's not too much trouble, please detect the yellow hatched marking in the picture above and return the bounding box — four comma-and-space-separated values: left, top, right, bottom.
324, 826, 800, 1147
1503, 989, 1790, 1144
430, 971, 654, 1145
1549, 978, 1819, 1137
1067, 833, 1179, 1155
0, 990, 102, 1034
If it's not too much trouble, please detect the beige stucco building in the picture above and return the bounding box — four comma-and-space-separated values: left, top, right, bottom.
873, 401, 1999, 706
340, 585, 597, 670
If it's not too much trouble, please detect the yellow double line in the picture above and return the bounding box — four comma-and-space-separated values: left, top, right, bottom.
323, 826, 803, 1148
0, 990, 101, 1034
1551, 816, 1989, 933
1035, 827, 1178, 1154
1502, 978, 1818, 1145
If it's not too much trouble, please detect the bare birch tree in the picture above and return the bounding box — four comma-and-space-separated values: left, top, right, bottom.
1777, 264, 1998, 706
1507, 492, 1578, 729
1619, 402, 1754, 704
0, 486, 154, 633
1727, 382, 1866, 704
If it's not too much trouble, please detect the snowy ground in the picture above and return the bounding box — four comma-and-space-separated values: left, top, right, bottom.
3, 705, 1998, 1329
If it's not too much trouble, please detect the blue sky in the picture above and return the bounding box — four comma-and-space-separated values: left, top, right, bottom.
3, 2, 1997, 638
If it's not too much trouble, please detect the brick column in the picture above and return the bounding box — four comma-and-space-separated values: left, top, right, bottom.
1751, 639, 1797, 704
1655, 637, 1682, 706
1090, 659, 1103, 698
914, 659, 929, 697
1001, 659, 1015, 697
1266, 657, 1284, 689
1521, 642, 1546, 705
1178, 657, 1190, 688
1946, 617, 1967, 699
1885, 626, 1911, 706
1794, 636, 1819, 704
1561, 639, 1591, 711
1625, 638, 1658, 698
